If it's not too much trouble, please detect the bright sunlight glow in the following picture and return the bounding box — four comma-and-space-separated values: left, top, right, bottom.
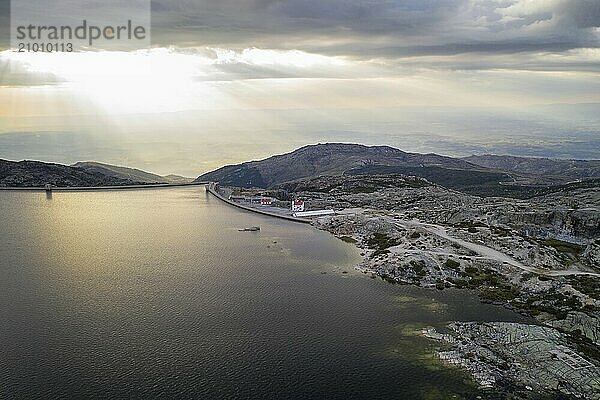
1, 48, 347, 114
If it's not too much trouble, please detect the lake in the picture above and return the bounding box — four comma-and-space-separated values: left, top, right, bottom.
0, 187, 530, 399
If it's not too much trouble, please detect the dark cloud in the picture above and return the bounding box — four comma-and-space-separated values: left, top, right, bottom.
553, 0, 600, 29
1, 0, 599, 72
148, 0, 466, 44
0, 0, 9, 49
147, 0, 599, 60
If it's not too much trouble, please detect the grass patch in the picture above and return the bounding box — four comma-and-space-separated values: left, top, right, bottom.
367, 232, 400, 258
455, 220, 487, 229
409, 231, 421, 239
515, 291, 583, 319
444, 258, 460, 271
349, 185, 377, 194
567, 276, 600, 299
339, 236, 357, 244
490, 226, 511, 237
543, 239, 584, 254
410, 260, 427, 277
479, 286, 520, 302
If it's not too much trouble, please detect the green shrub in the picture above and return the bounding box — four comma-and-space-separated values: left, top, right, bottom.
464, 266, 479, 275
409, 231, 421, 239
543, 239, 584, 254
444, 258, 460, 270
367, 232, 399, 258
410, 260, 427, 277
339, 236, 357, 244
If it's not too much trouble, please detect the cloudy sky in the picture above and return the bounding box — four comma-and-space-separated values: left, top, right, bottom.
0, 0, 599, 176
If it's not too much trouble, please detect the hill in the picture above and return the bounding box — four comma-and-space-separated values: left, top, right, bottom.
0, 159, 193, 188
73, 162, 192, 184
0, 159, 142, 187
195, 143, 482, 188
195, 143, 600, 198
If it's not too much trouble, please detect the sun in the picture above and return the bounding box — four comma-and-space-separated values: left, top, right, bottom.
1, 46, 354, 117
1, 48, 218, 114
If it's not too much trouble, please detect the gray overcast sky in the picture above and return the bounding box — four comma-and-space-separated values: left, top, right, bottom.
2, 1, 599, 67
148, 0, 600, 70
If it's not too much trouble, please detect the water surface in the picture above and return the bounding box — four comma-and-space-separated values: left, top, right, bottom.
0, 188, 530, 399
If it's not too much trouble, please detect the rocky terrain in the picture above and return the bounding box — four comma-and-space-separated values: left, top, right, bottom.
275, 174, 431, 195
424, 322, 600, 399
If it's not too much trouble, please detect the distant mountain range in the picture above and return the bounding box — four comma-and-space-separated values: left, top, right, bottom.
463, 155, 600, 180
195, 143, 600, 198
0, 160, 192, 187
3, 144, 599, 198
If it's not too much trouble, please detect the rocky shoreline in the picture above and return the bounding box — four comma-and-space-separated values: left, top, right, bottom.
423, 322, 600, 399
299, 182, 600, 398
313, 209, 599, 338
314, 211, 600, 398
219, 179, 600, 398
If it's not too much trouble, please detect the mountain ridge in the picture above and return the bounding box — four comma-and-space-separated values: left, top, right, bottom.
0, 159, 192, 187
195, 143, 484, 188
0, 159, 142, 187
194, 143, 600, 197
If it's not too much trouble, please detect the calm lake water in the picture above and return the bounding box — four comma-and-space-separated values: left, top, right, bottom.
0, 188, 530, 399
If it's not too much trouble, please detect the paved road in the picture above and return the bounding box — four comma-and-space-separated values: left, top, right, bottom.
207, 183, 311, 224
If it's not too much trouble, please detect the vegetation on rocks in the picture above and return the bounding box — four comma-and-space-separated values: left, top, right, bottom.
366, 232, 400, 258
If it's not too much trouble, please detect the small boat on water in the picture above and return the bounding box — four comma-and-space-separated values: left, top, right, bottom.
239, 226, 260, 232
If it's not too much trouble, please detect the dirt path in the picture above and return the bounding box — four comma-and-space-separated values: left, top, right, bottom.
392, 218, 600, 278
